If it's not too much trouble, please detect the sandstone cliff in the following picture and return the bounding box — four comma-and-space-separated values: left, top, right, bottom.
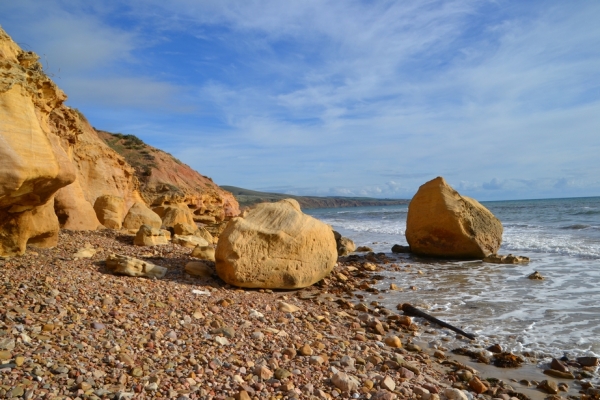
0, 27, 80, 255
98, 130, 239, 222
0, 26, 238, 256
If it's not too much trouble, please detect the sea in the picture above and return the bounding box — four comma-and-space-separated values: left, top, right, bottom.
306, 196, 600, 368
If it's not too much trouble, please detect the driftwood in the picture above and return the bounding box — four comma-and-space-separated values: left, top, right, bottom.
401, 303, 476, 340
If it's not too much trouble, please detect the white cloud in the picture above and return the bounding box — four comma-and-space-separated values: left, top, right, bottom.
1, 1, 599, 200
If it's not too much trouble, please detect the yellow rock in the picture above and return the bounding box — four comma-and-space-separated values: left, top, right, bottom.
94, 195, 125, 229
106, 253, 167, 279
406, 177, 502, 259
123, 202, 162, 230
216, 199, 337, 289
184, 261, 213, 277
384, 335, 402, 348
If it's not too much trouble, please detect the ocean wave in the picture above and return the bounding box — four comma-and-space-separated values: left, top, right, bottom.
561, 224, 592, 230
324, 220, 405, 235
334, 209, 407, 216
572, 209, 600, 216
502, 233, 600, 259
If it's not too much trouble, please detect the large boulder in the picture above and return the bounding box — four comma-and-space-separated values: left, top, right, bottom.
94, 195, 125, 229
153, 204, 196, 229
54, 179, 101, 230
215, 199, 337, 289
405, 177, 502, 259
173, 222, 199, 236
123, 202, 162, 230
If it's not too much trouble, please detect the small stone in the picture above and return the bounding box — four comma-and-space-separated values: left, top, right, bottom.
131, 367, 143, 377
528, 271, 544, 280
0, 338, 15, 350
251, 331, 264, 340
274, 368, 291, 380
254, 365, 273, 380
9, 386, 25, 397
433, 350, 445, 359
550, 358, 569, 372
405, 343, 421, 352
399, 367, 414, 379
371, 389, 397, 400
537, 379, 559, 394
456, 370, 472, 382
468, 377, 486, 394
282, 347, 297, 359
486, 344, 502, 353
118, 353, 135, 367
215, 336, 229, 345
380, 376, 396, 391
79, 382, 92, 391
15, 356, 25, 366
577, 356, 599, 367
299, 344, 314, 356
91, 322, 106, 330
331, 370, 360, 392
309, 356, 325, 365
384, 336, 402, 348
543, 369, 575, 379
340, 355, 355, 368
0, 350, 11, 360
278, 302, 301, 313
212, 326, 236, 338
444, 388, 469, 400
235, 391, 251, 400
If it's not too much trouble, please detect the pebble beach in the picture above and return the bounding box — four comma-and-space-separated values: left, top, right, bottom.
2, 230, 596, 400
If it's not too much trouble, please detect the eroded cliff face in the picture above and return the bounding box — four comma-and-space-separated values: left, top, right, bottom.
98, 130, 240, 222
0, 26, 237, 256
0, 27, 79, 255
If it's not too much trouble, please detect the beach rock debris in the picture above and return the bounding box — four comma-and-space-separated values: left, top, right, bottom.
528, 271, 544, 280
483, 253, 530, 264
333, 230, 356, 256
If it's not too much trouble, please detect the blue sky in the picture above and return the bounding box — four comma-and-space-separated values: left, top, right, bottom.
1, 1, 599, 200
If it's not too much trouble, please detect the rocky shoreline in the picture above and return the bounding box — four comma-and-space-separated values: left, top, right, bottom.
2, 230, 596, 400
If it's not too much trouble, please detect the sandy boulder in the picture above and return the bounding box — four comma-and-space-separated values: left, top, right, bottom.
172, 234, 209, 249
191, 245, 215, 261
333, 231, 356, 256
215, 199, 337, 289
54, 179, 101, 230
105, 253, 167, 278
154, 204, 196, 229
185, 261, 213, 277
173, 222, 199, 236
94, 195, 125, 229
405, 177, 502, 259
134, 225, 169, 246
123, 202, 162, 230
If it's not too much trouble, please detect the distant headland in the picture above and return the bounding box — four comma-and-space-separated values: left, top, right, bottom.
221, 185, 409, 209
